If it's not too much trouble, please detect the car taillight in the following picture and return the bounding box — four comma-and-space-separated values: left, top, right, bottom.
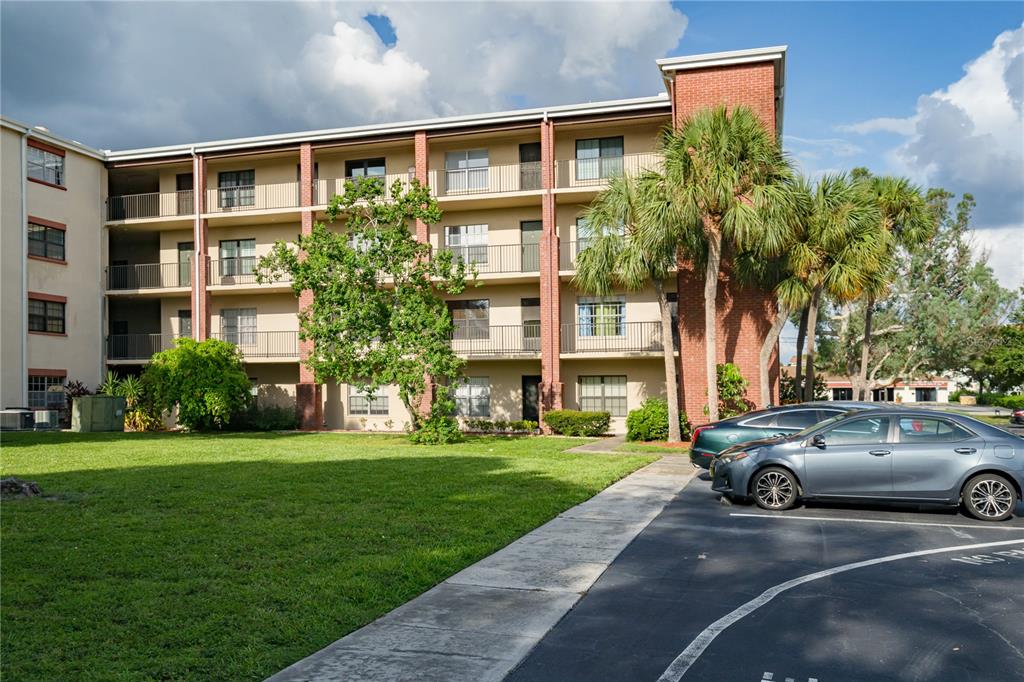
692, 425, 715, 443
1014, 409, 1024, 416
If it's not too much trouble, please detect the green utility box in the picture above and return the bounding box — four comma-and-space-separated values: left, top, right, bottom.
71, 396, 126, 432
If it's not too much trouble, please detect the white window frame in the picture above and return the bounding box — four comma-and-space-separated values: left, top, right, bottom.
455, 377, 490, 417
28, 146, 65, 186
577, 296, 625, 337
349, 386, 389, 416
444, 150, 489, 193
578, 375, 627, 417
444, 224, 489, 265
221, 308, 257, 346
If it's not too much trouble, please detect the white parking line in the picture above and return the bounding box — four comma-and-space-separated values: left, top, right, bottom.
657, 538, 1024, 682
729, 513, 1024, 531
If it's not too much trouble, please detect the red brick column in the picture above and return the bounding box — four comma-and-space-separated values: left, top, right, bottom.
413, 130, 434, 420
673, 62, 781, 424
539, 119, 563, 420
296, 142, 323, 430
192, 154, 211, 341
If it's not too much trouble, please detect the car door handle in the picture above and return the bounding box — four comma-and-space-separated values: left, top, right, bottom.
869, 450, 891, 456
955, 447, 977, 454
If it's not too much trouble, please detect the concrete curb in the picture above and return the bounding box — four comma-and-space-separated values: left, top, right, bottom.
267, 455, 697, 682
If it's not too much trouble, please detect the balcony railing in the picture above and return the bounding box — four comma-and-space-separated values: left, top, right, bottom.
449, 324, 541, 357
555, 152, 663, 189
429, 161, 542, 198
107, 263, 190, 290
205, 182, 301, 213
106, 190, 194, 221
435, 243, 540, 274
107, 334, 176, 360
209, 258, 291, 286
561, 321, 668, 354
211, 331, 299, 358
559, 240, 593, 271
313, 174, 413, 204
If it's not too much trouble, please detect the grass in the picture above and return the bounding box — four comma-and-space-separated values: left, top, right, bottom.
616, 440, 693, 454
0, 432, 654, 681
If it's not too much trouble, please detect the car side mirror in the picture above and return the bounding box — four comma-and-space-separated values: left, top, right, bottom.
811, 434, 826, 449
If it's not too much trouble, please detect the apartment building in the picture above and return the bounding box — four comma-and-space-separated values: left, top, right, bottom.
1, 46, 786, 431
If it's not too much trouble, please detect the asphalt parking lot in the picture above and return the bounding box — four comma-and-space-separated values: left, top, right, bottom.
507, 474, 1024, 682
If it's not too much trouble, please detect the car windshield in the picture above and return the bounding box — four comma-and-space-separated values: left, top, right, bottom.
791, 412, 849, 439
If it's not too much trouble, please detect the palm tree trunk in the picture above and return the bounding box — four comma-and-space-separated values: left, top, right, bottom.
704, 225, 722, 422
654, 279, 682, 442
794, 305, 809, 401
856, 295, 874, 401
804, 287, 822, 402
760, 301, 789, 408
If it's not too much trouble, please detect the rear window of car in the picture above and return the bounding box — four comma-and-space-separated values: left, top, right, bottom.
741, 414, 776, 427
776, 410, 821, 429
897, 417, 973, 443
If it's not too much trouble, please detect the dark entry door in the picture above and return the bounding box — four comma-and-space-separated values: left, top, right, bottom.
519, 143, 541, 191
522, 375, 541, 422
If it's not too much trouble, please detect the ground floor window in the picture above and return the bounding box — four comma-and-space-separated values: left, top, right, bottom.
579, 375, 627, 416
455, 377, 490, 417
914, 387, 937, 402
28, 375, 66, 409
832, 387, 853, 401
349, 386, 389, 416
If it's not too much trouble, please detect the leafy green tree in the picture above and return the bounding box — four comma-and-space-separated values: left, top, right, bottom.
650, 105, 800, 421
143, 338, 251, 430
974, 323, 1024, 392
574, 174, 685, 441
259, 177, 469, 441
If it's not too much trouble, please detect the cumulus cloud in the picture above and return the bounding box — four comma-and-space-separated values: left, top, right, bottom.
0, 1, 686, 149
835, 117, 917, 136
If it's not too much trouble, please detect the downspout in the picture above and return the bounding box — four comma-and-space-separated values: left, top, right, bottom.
19, 131, 29, 405
190, 146, 200, 340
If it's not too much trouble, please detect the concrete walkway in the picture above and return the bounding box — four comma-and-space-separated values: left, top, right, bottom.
267, 455, 696, 682
564, 434, 627, 454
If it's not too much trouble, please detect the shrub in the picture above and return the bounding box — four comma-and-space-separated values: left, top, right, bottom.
977, 392, 1024, 410
626, 398, 692, 442
715, 363, 756, 418
463, 419, 538, 434
409, 411, 463, 444
542, 410, 611, 437
143, 338, 252, 431
229, 405, 298, 431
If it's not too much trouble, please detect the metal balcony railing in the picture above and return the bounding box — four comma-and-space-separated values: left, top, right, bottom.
429, 161, 542, 197
205, 182, 301, 213
435, 243, 541, 274
559, 240, 595, 270
555, 152, 663, 189
211, 331, 299, 358
313, 174, 413, 204
106, 334, 176, 360
106, 263, 191, 290
209, 258, 291, 286
449, 324, 541, 357
561, 321, 668, 354
106, 190, 194, 221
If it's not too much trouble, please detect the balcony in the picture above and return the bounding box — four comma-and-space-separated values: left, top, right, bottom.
313, 174, 413, 205
107, 263, 190, 291
430, 162, 543, 198
435, 243, 540, 275
555, 152, 663, 190
107, 334, 176, 361
561, 321, 670, 355
209, 258, 292, 287
205, 182, 301, 214
559, 240, 591, 271
211, 331, 299, 359
450, 324, 541, 358
106, 190, 194, 221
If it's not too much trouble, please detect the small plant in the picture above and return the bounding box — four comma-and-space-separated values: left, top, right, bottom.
712, 363, 756, 418
779, 368, 827, 404
409, 411, 463, 444
98, 371, 121, 396
542, 410, 611, 437
626, 398, 692, 441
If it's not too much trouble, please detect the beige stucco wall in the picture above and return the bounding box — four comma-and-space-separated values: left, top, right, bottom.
1, 127, 27, 406
446, 281, 542, 326
560, 280, 674, 328
553, 119, 665, 162
430, 130, 541, 171
210, 293, 298, 334
562, 357, 667, 433
459, 359, 542, 422
428, 206, 543, 250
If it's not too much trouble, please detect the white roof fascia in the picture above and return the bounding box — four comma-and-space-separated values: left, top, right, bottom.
1, 115, 107, 161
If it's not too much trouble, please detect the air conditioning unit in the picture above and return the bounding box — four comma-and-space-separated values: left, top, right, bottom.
33, 410, 60, 430
0, 409, 34, 431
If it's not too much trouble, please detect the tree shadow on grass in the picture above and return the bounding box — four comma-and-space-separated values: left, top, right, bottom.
1, 446, 628, 681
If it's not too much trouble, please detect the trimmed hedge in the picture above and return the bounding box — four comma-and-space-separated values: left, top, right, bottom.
542, 410, 611, 437
980, 393, 1024, 410
463, 419, 538, 434
229, 405, 298, 431
626, 398, 692, 442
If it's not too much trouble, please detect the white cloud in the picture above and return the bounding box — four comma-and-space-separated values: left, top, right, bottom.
836, 117, 917, 136
786, 135, 864, 157
971, 226, 1024, 289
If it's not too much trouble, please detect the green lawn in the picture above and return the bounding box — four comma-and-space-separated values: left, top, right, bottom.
0, 432, 653, 681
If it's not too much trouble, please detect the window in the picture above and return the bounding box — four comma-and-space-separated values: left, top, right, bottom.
455, 377, 490, 417
349, 386, 389, 416
448, 300, 489, 340
741, 413, 776, 427
221, 308, 256, 345
914, 387, 938, 402
897, 417, 972, 443
345, 158, 385, 178
821, 416, 891, 446
218, 170, 255, 208
521, 298, 540, 340
579, 376, 627, 417
445, 150, 488, 192
575, 137, 624, 181
445, 225, 488, 265
178, 310, 192, 339
219, 238, 256, 277
578, 297, 624, 337
28, 222, 65, 261
776, 410, 821, 430
575, 217, 624, 251
28, 375, 66, 409
832, 387, 853, 401
28, 298, 65, 334
27, 144, 65, 186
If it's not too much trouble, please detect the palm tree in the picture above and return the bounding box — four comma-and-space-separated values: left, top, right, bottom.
574, 173, 686, 441
851, 174, 935, 400
652, 105, 800, 421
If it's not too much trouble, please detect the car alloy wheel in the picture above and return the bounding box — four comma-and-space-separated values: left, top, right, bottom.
965, 476, 1017, 521
753, 468, 797, 511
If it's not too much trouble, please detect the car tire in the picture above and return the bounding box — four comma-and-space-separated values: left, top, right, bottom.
751, 467, 798, 511
963, 474, 1018, 522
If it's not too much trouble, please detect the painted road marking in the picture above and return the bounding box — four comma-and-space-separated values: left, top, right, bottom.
657, 538, 1024, 682
951, 548, 1024, 564
729, 513, 1024, 531
759, 675, 817, 682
